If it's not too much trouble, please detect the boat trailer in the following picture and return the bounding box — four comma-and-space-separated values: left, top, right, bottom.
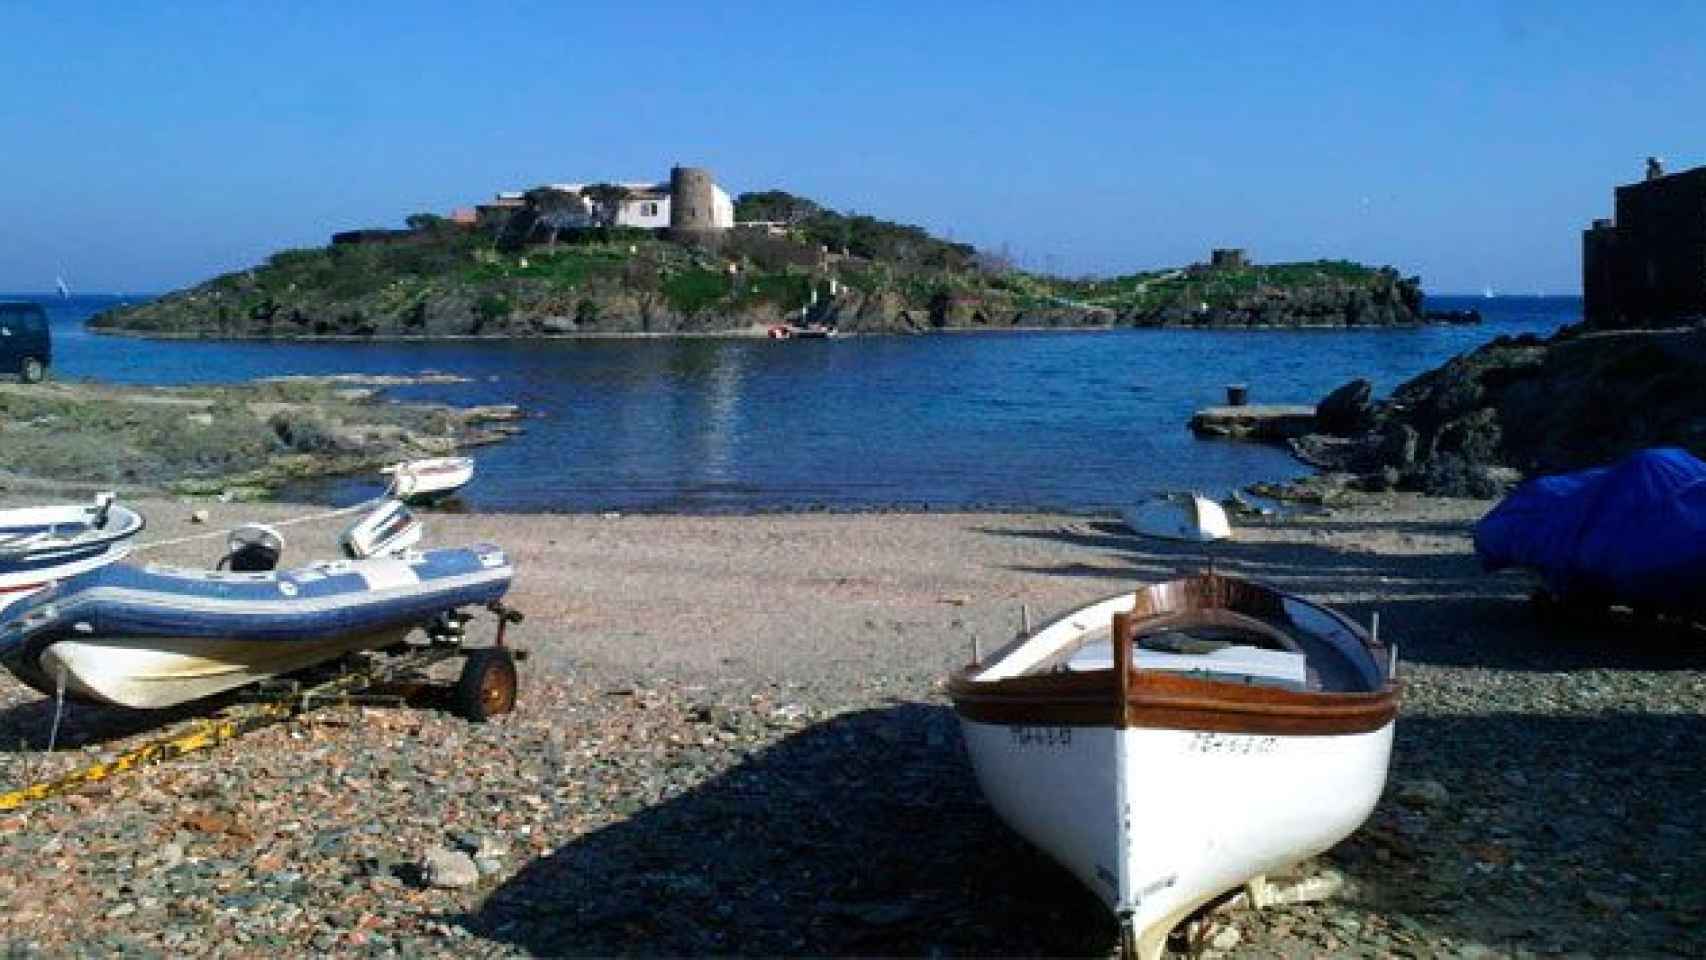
0, 600, 525, 812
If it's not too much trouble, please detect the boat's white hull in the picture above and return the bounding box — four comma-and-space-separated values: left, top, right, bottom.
958, 717, 1393, 957
1122, 495, 1231, 542
387, 458, 475, 504
33, 627, 412, 709
0, 541, 133, 598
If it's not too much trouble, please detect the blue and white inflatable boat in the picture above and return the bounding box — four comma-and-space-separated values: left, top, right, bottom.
0, 542, 513, 709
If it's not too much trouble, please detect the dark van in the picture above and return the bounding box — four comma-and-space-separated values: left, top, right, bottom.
0, 302, 51, 383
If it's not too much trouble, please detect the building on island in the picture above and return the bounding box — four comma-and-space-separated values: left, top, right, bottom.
473, 194, 526, 232
336, 165, 739, 245
1583, 160, 1706, 327
1209, 248, 1249, 270
504, 165, 735, 232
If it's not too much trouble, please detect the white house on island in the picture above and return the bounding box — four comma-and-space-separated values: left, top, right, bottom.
505, 166, 735, 231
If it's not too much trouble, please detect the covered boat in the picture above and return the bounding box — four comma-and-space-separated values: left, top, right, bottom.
948, 572, 1398, 959
0, 493, 144, 605
0, 542, 513, 709
383, 457, 475, 505
1475, 447, 1706, 615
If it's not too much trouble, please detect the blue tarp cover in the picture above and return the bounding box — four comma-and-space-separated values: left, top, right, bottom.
1474, 447, 1706, 608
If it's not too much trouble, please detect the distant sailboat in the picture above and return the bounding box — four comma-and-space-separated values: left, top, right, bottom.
1482, 284, 1496, 299
54, 274, 70, 299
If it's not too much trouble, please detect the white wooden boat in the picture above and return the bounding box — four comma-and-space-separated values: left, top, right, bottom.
948, 573, 1398, 959
0, 494, 144, 606
1121, 493, 1231, 542
383, 457, 475, 505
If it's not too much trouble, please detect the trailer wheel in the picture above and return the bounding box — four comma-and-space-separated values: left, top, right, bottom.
19, 357, 43, 384
456, 648, 517, 722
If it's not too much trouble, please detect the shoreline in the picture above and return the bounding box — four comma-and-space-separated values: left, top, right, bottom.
87, 320, 1466, 342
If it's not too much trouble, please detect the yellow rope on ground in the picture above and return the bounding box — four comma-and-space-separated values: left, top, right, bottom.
0, 642, 462, 812
0, 706, 290, 811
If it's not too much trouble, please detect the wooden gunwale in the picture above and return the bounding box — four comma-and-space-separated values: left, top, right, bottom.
948, 573, 1400, 736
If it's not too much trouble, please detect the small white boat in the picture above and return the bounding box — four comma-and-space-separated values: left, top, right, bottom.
0, 502, 512, 709
1121, 493, 1231, 542
383, 457, 475, 505
0, 494, 145, 605
948, 573, 1398, 959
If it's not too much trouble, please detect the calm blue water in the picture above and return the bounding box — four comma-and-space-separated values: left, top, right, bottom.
7, 293, 1576, 513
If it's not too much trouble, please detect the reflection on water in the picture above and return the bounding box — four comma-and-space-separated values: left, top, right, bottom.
20, 294, 1577, 513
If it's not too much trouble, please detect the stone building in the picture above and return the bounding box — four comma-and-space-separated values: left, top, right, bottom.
1209, 248, 1249, 270
1583, 162, 1706, 327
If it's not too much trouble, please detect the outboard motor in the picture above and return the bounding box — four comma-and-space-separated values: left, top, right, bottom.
90, 491, 117, 529
340, 499, 422, 559
220, 523, 285, 572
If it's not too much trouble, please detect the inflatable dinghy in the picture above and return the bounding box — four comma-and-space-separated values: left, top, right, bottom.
0, 499, 512, 709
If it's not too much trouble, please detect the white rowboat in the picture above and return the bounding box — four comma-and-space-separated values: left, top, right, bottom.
1121, 493, 1231, 542
0, 494, 144, 605
384, 457, 476, 505
948, 573, 1398, 959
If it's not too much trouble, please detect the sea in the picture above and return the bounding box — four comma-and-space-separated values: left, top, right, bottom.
11, 294, 1578, 514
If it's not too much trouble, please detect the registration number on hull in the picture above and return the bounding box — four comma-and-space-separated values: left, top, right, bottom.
1187, 731, 1279, 755
1008, 725, 1074, 748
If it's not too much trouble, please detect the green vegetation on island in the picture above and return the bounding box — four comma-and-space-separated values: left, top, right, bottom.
91, 190, 1442, 338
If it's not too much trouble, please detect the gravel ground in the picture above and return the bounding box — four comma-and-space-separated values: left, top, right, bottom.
0, 494, 1702, 958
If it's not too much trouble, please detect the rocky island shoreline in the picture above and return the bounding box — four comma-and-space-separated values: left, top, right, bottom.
88, 184, 1467, 339
0, 376, 519, 501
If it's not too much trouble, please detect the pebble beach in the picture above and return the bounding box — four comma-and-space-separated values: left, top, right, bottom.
1, 495, 1701, 958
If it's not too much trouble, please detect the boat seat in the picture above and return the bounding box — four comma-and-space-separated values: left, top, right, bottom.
1064, 639, 1309, 691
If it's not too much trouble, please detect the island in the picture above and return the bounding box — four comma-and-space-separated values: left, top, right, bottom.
90, 166, 1467, 339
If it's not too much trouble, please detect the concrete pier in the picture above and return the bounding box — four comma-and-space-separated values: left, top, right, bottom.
1189, 404, 1317, 441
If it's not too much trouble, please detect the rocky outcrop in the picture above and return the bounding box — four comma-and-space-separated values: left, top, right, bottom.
1315, 378, 1375, 435
1121, 276, 1426, 329
1288, 326, 1706, 497
0, 378, 517, 498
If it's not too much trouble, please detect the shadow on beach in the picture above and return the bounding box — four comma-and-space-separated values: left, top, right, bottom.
454, 702, 1705, 958
0, 693, 236, 755
455, 702, 1117, 957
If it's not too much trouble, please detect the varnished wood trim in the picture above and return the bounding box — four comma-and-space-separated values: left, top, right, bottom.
948, 669, 1399, 736
1112, 611, 1133, 729
948, 572, 1401, 737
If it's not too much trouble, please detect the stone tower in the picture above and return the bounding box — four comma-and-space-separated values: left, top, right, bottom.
668, 165, 719, 236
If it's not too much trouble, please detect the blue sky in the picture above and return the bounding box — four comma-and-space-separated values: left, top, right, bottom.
1, 1, 1701, 294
